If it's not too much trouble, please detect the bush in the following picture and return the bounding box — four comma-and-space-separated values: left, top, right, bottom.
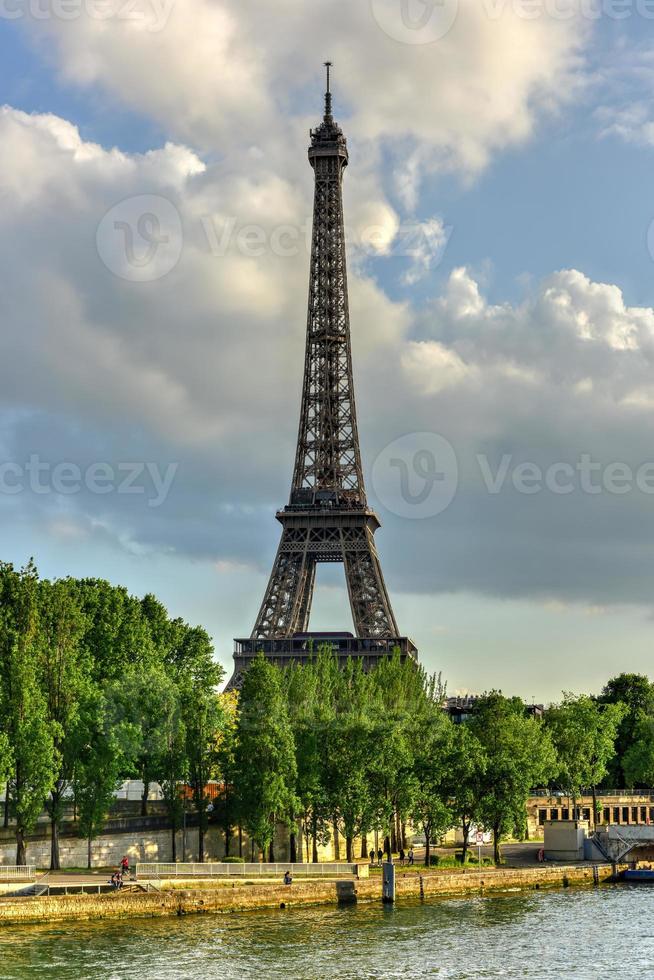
222, 856, 245, 863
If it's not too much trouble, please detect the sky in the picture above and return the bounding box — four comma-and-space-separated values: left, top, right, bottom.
1, 0, 654, 701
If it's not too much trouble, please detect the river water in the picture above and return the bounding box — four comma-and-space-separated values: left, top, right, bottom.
0, 886, 652, 979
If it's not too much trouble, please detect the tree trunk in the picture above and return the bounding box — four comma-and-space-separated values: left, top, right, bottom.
16, 828, 26, 867
171, 823, 177, 862
290, 831, 297, 863
87, 836, 92, 870
225, 825, 232, 857
384, 835, 391, 861
268, 840, 275, 862
312, 811, 319, 863
390, 822, 397, 855
424, 825, 431, 868
395, 811, 402, 853
50, 813, 60, 871
461, 818, 470, 865
48, 784, 63, 872
346, 836, 353, 862
238, 825, 243, 859
493, 823, 501, 865
335, 820, 341, 859
141, 780, 149, 817
198, 823, 205, 863
4, 790, 9, 829
360, 834, 368, 860
591, 785, 598, 829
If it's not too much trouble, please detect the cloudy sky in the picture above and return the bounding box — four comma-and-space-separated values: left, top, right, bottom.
1, 0, 654, 700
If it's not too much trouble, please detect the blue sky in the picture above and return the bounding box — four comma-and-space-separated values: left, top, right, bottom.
2, 1, 654, 700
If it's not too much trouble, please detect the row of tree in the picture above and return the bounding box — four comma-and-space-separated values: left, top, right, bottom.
3, 560, 654, 868
0, 562, 227, 867
232, 652, 635, 865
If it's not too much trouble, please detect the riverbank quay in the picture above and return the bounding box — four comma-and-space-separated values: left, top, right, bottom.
0, 863, 628, 926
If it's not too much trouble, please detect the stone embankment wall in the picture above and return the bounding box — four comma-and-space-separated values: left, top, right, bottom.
0, 825, 286, 869
0, 828, 202, 869
0, 864, 621, 926
0, 824, 303, 868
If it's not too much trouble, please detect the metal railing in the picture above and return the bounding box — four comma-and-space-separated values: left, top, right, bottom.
0, 866, 36, 880
136, 862, 360, 879
532, 789, 654, 798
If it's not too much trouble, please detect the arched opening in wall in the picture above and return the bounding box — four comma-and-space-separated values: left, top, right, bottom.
307, 563, 355, 634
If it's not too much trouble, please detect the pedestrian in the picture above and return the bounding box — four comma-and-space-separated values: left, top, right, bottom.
408, 848, 414, 866
399, 847, 405, 865
369, 849, 375, 866
377, 848, 383, 864
120, 855, 129, 878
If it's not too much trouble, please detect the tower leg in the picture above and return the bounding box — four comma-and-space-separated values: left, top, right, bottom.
343, 529, 399, 638
252, 532, 312, 639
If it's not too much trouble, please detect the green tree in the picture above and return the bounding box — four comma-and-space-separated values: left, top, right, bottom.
183, 686, 225, 862
545, 693, 625, 825
599, 673, 654, 786
326, 660, 376, 862
214, 690, 240, 857
471, 693, 556, 864
37, 578, 90, 869
442, 723, 487, 864
157, 694, 188, 863
234, 654, 297, 860
109, 666, 187, 857
366, 654, 431, 857
623, 716, 654, 788
0, 563, 57, 864
72, 689, 139, 868
286, 649, 341, 862
71, 579, 156, 684
109, 667, 180, 818
0, 731, 10, 789
411, 701, 455, 868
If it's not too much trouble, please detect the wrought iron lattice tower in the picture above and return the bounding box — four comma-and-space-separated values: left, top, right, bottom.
229, 66, 417, 688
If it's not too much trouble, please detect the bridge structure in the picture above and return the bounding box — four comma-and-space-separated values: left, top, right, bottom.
590, 824, 654, 864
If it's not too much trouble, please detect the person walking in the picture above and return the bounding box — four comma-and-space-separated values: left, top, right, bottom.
408, 848, 414, 866
399, 848, 405, 865
369, 849, 376, 866
377, 848, 383, 865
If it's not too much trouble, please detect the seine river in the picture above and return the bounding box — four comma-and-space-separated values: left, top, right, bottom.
1, 886, 652, 979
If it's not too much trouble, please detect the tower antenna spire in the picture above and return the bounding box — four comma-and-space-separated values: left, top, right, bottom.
324, 60, 333, 120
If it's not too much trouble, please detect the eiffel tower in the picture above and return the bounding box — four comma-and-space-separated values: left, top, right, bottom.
228, 65, 417, 689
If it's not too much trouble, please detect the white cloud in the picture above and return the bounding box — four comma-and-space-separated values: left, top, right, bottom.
401, 341, 474, 394
20, 0, 588, 187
